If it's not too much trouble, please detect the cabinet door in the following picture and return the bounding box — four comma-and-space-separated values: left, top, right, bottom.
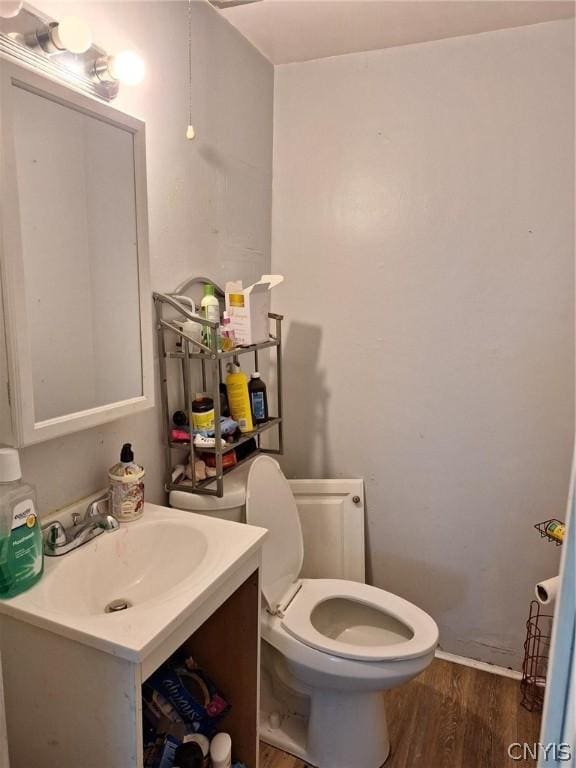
289, 478, 366, 583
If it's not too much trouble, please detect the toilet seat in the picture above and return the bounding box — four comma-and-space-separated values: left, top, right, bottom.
246, 456, 438, 665
280, 578, 438, 662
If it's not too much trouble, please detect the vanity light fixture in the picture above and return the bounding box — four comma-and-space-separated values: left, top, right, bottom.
0, 1, 23, 19
94, 50, 145, 86
28, 16, 92, 54
0, 4, 122, 101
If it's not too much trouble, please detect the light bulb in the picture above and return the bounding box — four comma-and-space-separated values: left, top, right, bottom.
109, 51, 145, 86
0, 1, 23, 18
51, 16, 92, 54
186, 125, 196, 140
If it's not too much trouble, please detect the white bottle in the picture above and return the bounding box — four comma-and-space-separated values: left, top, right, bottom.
210, 733, 232, 768
174, 296, 203, 351
200, 283, 220, 348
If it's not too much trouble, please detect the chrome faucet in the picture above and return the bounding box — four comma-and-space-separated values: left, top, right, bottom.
42, 495, 119, 557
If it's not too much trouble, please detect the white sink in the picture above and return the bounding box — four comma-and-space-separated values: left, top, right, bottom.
33, 519, 210, 617
0, 503, 266, 661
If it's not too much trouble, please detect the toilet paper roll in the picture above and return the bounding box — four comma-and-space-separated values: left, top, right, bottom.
535, 576, 559, 606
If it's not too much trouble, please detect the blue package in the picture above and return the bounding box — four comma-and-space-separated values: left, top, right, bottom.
144, 733, 181, 768
158, 734, 180, 768
147, 658, 230, 737
193, 416, 238, 437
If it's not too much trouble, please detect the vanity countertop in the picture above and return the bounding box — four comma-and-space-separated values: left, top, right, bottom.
0, 503, 266, 663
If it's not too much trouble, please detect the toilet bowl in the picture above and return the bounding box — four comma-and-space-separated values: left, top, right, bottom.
246, 455, 439, 768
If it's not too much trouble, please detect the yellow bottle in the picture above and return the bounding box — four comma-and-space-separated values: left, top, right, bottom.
226, 364, 254, 433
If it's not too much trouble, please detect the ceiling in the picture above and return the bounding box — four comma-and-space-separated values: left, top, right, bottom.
217, 0, 575, 64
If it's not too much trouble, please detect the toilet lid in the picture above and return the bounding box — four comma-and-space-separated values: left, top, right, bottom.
246, 456, 304, 612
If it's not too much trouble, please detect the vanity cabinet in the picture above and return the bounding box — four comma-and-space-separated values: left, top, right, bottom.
0, 505, 264, 768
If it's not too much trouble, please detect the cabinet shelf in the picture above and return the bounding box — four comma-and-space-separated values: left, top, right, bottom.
154, 286, 284, 498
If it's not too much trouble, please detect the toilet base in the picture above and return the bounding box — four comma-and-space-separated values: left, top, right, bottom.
260, 659, 390, 768
307, 690, 390, 768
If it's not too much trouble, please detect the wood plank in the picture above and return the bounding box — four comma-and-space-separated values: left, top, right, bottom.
260, 659, 542, 767
184, 570, 260, 768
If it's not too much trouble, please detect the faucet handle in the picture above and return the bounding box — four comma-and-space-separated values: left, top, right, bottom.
42, 521, 67, 548
85, 493, 111, 520
102, 515, 120, 532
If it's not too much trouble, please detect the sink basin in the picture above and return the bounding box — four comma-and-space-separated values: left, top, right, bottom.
0, 503, 267, 662
33, 519, 209, 616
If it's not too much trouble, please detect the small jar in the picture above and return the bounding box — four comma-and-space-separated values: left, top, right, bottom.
191, 396, 215, 432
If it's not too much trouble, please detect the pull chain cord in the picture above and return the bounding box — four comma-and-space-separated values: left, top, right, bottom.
186, 0, 196, 140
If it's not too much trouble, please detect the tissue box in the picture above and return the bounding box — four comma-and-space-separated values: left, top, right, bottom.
225, 275, 284, 346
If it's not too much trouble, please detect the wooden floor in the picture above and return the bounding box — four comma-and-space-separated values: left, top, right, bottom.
259, 659, 542, 768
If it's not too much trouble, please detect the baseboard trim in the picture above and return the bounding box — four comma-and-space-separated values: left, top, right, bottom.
435, 649, 523, 680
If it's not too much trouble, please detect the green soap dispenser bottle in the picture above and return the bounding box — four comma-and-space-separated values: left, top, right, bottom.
0, 447, 43, 598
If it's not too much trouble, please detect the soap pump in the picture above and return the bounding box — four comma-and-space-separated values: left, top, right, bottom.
108, 443, 145, 522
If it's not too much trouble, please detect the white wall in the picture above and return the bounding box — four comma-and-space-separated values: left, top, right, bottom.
272, 19, 574, 669
7, 0, 273, 515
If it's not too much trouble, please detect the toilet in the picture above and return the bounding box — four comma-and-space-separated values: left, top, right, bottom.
171, 456, 439, 768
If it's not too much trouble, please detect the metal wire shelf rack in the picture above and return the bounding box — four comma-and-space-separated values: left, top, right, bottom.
154, 284, 283, 498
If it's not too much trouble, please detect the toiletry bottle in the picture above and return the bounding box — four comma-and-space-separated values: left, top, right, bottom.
181, 300, 203, 352
0, 447, 43, 598
210, 733, 232, 768
173, 741, 204, 768
226, 364, 254, 433
183, 734, 210, 768
249, 372, 269, 424
219, 382, 230, 418
108, 443, 145, 522
201, 283, 220, 349
219, 312, 235, 352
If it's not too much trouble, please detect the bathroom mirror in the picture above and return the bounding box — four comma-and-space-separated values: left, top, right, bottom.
0, 62, 154, 446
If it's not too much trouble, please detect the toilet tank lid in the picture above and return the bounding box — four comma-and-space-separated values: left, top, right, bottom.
169, 462, 253, 511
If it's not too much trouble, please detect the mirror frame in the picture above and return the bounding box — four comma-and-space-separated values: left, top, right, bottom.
0, 62, 154, 446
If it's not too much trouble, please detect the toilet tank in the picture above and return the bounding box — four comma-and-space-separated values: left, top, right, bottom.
169, 459, 255, 522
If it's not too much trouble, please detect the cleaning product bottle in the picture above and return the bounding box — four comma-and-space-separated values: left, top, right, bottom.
0, 447, 43, 598
249, 372, 269, 424
108, 443, 145, 522
226, 364, 254, 433
200, 283, 220, 349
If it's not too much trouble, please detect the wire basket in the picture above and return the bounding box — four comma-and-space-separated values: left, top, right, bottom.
534, 519, 564, 546
521, 600, 553, 712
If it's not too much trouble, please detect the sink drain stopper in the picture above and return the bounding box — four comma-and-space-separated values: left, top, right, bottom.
105, 598, 132, 613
